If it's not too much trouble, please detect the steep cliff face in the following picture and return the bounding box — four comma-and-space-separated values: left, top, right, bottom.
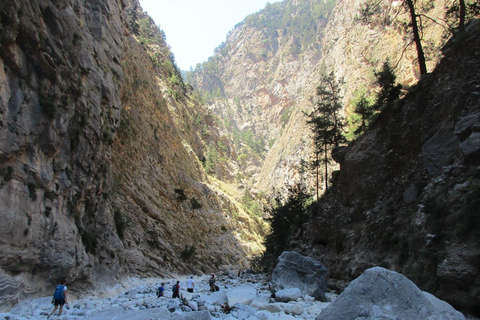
0, 0, 127, 308
186, 0, 336, 194
296, 23, 480, 315
0, 0, 264, 310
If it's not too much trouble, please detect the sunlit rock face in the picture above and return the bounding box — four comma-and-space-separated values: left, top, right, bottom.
0, 0, 265, 310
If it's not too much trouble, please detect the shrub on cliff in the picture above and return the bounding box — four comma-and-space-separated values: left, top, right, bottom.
259, 183, 311, 271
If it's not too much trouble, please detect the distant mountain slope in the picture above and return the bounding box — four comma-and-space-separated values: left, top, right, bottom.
185, 0, 336, 195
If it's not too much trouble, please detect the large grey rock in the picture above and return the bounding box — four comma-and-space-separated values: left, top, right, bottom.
459, 131, 480, 161
250, 293, 270, 309
316, 267, 465, 320
202, 290, 228, 306
422, 126, 459, 175
270, 251, 329, 301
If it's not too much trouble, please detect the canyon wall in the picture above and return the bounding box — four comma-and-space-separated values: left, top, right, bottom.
0, 0, 264, 310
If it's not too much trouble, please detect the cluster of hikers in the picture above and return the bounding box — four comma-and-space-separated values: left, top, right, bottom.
155, 273, 219, 299
47, 274, 223, 318
43, 270, 251, 318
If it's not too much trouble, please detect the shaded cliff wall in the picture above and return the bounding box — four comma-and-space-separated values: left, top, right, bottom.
297, 23, 480, 315
0, 0, 264, 310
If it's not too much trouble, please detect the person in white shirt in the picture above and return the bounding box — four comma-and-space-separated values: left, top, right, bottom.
187, 276, 195, 293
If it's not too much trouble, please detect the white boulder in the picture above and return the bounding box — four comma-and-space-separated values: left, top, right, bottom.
275, 288, 302, 302
227, 284, 257, 306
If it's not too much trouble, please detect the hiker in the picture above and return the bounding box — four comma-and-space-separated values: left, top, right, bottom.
209, 274, 218, 292
186, 276, 195, 293
48, 280, 68, 319
156, 283, 165, 297
172, 280, 180, 298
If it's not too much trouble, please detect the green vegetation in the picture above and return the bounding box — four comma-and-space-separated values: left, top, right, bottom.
347, 90, 375, 139
256, 183, 311, 271
244, 0, 336, 56
174, 188, 187, 201
204, 142, 219, 174
280, 107, 292, 126
180, 245, 197, 261
373, 61, 402, 110
190, 197, 202, 210
445, 0, 480, 33
242, 189, 263, 218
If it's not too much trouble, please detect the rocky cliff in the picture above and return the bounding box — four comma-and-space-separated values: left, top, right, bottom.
295, 21, 480, 315
0, 0, 264, 310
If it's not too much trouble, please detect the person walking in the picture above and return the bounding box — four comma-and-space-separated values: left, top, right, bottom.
186, 276, 195, 293
48, 280, 68, 319
156, 283, 165, 297
172, 280, 180, 298
209, 274, 218, 292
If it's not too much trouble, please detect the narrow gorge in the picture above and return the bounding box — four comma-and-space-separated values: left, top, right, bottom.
0, 0, 479, 317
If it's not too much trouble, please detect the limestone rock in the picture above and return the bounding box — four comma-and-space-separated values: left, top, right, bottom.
270, 251, 329, 301
227, 284, 257, 306
250, 293, 270, 309
316, 267, 465, 320
274, 288, 302, 302
202, 291, 228, 306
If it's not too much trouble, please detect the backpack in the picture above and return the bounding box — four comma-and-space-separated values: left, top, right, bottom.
172, 284, 177, 292
53, 285, 65, 300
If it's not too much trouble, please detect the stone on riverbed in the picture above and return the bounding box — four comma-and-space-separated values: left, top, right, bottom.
270, 251, 329, 301
316, 267, 465, 320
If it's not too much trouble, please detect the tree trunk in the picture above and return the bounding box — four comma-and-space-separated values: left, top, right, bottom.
405, 0, 428, 75
459, 0, 466, 32
316, 150, 320, 201
324, 143, 328, 192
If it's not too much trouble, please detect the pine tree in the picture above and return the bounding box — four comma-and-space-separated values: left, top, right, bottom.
353, 95, 375, 135
373, 61, 402, 110
261, 183, 310, 270
306, 71, 346, 197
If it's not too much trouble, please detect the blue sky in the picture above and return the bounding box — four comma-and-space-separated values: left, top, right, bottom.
139, 0, 283, 70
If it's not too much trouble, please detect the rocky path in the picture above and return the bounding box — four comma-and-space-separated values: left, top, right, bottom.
0, 272, 333, 320
2, 266, 477, 320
